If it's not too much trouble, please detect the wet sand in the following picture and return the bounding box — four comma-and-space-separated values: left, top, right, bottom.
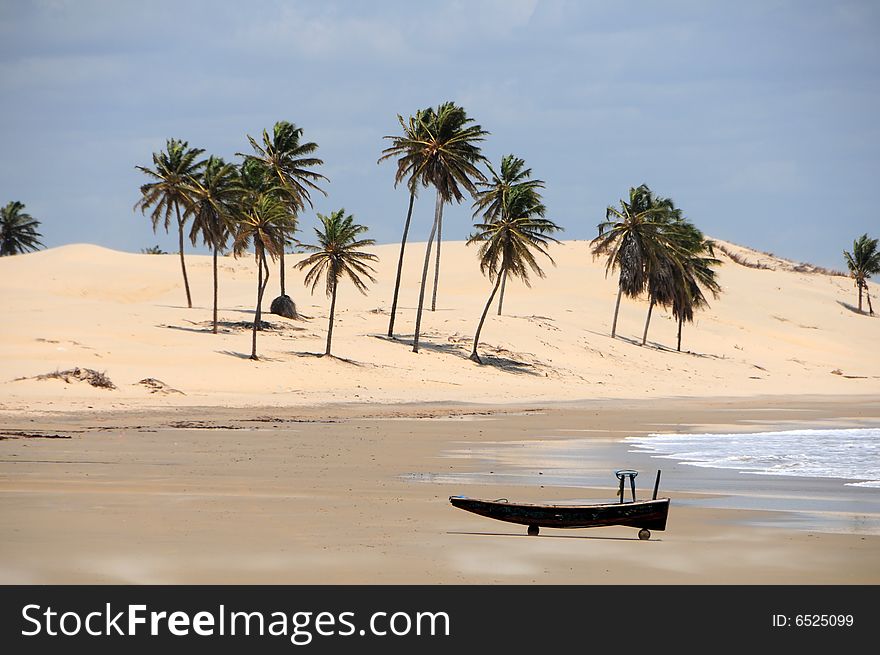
1, 395, 879, 584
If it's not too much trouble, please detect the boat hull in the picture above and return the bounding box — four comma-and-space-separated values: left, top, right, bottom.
449, 496, 669, 531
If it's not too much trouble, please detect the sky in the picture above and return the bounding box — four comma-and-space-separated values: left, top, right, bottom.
1, 0, 878, 268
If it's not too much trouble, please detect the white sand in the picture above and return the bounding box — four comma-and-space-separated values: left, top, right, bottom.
0, 239, 877, 412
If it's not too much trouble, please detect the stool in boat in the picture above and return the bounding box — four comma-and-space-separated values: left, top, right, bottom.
615, 469, 639, 503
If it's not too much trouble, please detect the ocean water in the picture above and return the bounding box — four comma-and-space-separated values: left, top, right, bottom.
625, 428, 880, 488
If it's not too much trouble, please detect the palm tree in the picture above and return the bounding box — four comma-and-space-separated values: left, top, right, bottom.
185, 156, 240, 334
844, 234, 880, 315
135, 138, 206, 308
590, 185, 679, 339
295, 209, 378, 356
240, 121, 327, 304
672, 232, 722, 351
232, 190, 292, 360
473, 154, 545, 315
467, 186, 562, 363
0, 201, 43, 255
637, 196, 688, 346
394, 102, 487, 352
378, 108, 432, 338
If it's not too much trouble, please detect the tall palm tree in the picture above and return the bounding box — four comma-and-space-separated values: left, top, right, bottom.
185, 156, 240, 334
378, 108, 432, 338
467, 186, 562, 363
0, 201, 43, 255
295, 209, 378, 357
232, 191, 292, 360
671, 232, 722, 351
590, 185, 679, 339
240, 121, 327, 301
135, 138, 206, 308
396, 102, 487, 352
637, 196, 689, 346
473, 154, 545, 315
844, 234, 880, 315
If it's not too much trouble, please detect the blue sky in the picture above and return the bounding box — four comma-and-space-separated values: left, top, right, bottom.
1, 0, 878, 268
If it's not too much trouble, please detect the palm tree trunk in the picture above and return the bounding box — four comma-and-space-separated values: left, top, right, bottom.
279, 249, 286, 296
470, 273, 505, 364
261, 250, 270, 301
858, 282, 863, 312
496, 269, 508, 316
413, 191, 442, 353
866, 283, 874, 316
430, 201, 444, 311
611, 286, 623, 338
175, 202, 192, 308
677, 316, 683, 352
326, 279, 338, 356
251, 247, 264, 360
388, 192, 416, 337
641, 297, 655, 346
212, 245, 219, 334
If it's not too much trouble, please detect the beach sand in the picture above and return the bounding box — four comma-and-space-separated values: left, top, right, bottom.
1, 396, 878, 584
0, 241, 878, 583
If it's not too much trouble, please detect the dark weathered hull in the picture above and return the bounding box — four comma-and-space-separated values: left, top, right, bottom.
449, 496, 669, 531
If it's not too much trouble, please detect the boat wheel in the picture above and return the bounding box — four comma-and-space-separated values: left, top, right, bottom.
638, 528, 651, 540
528, 525, 539, 536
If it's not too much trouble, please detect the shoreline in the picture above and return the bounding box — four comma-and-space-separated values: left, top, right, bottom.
2, 395, 879, 583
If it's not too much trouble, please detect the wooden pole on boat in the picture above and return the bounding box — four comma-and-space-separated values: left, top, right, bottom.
652, 470, 662, 500
630, 475, 637, 502
618, 475, 625, 504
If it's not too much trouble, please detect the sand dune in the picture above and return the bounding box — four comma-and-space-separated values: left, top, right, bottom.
0, 239, 877, 413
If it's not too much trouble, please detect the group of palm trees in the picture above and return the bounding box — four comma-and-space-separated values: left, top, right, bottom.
135, 124, 376, 360
590, 184, 722, 352
133, 104, 878, 367
378, 102, 562, 362
844, 234, 880, 315
0, 201, 43, 256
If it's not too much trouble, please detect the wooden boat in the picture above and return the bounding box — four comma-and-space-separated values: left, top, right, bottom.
449, 469, 669, 539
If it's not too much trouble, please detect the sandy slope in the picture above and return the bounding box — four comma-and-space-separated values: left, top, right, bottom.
0, 239, 877, 412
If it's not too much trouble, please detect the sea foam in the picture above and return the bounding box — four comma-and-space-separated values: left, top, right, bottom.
625, 428, 880, 488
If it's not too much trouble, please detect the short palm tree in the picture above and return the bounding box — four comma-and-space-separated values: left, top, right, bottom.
135, 138, 206, 308
590, 185, 679, 339
0, 201, 43, 255
295, 209, 378, 357
232, 192, 292, 360
473, 154, 545, 315
467, 186, 562, 363
385, 102, 487, 352
185, 156, 240, 333
240, 121, 327, 300
844, 234, 880, 315
378, 107, 432, 337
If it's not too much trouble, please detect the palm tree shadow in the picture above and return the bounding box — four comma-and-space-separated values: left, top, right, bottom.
289, 352, 371, 367
160, 323, 217, 334
473, 354, 546, 377
161, 320, 309, 334
372, 333, 465, 356
605, 332, 723, 359
836, 300, 874, 316
217, 350, 283, 362
373, 334, 547, 376
222, 307, 315, 321
447, 530, 650, 542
